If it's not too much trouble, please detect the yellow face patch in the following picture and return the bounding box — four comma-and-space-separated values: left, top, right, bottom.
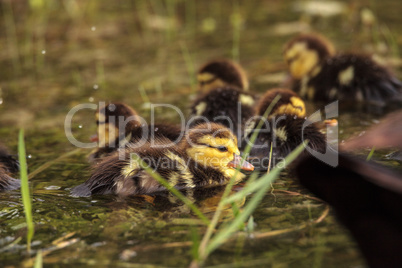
197, 72, 226, 92
96, 112, 119, 147
186, 135, 240, 171
274, 96, 306, 118
285, 42, 319, 79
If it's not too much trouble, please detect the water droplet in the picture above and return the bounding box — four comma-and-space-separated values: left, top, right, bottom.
108, 104, 116, 111
93, 84, 99, 90
78, 125, 83, 129
89, 97, 94, 102
91, 26, 96, 31
41, 50, 46, 54
28, 154, 32, 159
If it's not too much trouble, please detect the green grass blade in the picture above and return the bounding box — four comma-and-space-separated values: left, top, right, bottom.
138, 85, 150, 103
18, 129, 34, 252
129, 153, 210, 225
180, 41, 196, 93
33, 250, 43, 268
224, 141, 307, 205
366, 146, 375, 161
190, 227, 201, 261
196, 95, 281, 263
242, 95, 281, 159
206, 142, 306, 254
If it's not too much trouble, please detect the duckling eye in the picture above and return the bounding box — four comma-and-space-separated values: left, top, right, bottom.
217, 146, 228, 152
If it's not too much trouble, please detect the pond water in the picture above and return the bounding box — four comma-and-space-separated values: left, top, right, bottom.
1, 1, 401, 267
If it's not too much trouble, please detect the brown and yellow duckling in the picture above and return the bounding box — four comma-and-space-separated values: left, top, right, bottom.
72, 123, 254, 197
197, 59, 249, 93
242, 88, 326, 170
0, 143, 20, 192
190, 59, 255, 139
189, 86, 256, 143
284, 33, 402, 106
90, 102, 182, 162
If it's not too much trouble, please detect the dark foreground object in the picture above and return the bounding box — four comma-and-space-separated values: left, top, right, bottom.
295, 151, 402, 268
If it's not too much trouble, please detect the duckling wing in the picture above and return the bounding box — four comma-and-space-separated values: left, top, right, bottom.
72, 155, 131, 197
72, 146, 194, 197
130, 124, 183, 144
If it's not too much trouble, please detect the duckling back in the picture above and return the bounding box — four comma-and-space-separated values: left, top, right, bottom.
90, 102, 183, 162
189, 87, 255, 141
299, 53, 402, 106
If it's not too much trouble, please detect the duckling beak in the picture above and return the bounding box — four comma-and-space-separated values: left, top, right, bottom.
228, 154, 254, 171
90, 134, 99, 142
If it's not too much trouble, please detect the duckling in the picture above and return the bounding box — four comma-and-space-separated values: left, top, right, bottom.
197, 59, 249, 93
242, 88, 326, 170
284, 33, 402, 106
189, 86, 256, 143
72, 123, 254, 197
90, 102, 183, 162
0, 144, 20, 192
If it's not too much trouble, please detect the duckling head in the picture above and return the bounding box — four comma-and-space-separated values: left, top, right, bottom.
197, 59, 249, 92
284, 33, 335, 79
256, 88, 306, 118
182, 123, 254, 179
94, 102, 139, 147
